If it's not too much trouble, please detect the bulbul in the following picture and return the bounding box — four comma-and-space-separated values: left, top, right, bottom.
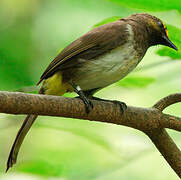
6, 13, 177, 171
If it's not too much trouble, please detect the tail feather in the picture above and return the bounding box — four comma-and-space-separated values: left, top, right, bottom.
6, 114, 38, 172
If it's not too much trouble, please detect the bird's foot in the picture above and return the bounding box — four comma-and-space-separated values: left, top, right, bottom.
91, 97, 127, 114
75, 95, 93, 114
71, 82, 93, 113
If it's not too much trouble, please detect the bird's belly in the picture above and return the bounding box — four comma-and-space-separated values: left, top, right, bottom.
73, 45, 142, 90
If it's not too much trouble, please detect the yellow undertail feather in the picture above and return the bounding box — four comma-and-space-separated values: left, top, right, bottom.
6, 71, 74, 172
43, 71, 73, 96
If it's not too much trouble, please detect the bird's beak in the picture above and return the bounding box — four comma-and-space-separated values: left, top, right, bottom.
162, 35, 178, 51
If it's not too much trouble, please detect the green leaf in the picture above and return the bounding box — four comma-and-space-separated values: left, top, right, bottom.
108, 0, 181, 13
93, 16, 121, 28
117, 76, 155, 88
156, 25, 181, 59
17, 159, 63, 177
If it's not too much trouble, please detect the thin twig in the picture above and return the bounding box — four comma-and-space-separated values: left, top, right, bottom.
153, 93, 181, 111
161, 113, 181, 131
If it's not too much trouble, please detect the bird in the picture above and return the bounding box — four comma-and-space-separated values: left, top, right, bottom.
6, 13, 177, 172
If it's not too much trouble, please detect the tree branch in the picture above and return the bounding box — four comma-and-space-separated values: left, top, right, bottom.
146, 129, 181, 177
1, 91, 181, 178
153, 93, 181, 111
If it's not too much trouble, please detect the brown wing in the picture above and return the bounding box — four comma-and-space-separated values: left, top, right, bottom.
37, 20, 127, 85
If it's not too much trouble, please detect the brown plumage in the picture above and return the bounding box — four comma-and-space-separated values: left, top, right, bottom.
37, 20, 129, 84
6, 13, 177, 172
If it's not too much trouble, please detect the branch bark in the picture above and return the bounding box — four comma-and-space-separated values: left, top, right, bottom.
1, 91, 181, 178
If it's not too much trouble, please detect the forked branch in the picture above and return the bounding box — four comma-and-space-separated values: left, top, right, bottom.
1, 91, 181, 178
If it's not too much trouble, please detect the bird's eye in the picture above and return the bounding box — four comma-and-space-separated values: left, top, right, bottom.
158, 21, 169, 37
157, 21, 164, 28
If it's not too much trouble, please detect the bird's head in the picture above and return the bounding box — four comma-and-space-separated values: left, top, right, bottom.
129, 13, 178, 51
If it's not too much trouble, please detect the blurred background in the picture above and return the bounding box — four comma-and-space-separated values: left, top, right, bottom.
0, 0, 181, 179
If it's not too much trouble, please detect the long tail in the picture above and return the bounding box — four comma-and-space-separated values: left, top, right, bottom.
6, 114, 38, 172
6, 88, 44, 172
6, 72, 66, 172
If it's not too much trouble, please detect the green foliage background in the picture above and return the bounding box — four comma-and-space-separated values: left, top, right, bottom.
0, 0, 181, 179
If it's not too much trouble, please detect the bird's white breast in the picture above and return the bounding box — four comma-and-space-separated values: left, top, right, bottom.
73, 25, 143, 90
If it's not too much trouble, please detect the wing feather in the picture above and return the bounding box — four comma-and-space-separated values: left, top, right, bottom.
37, 20, 126, 85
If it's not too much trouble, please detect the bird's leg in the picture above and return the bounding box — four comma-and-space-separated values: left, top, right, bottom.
70, 82, 93, 113
90, 97, 127, 114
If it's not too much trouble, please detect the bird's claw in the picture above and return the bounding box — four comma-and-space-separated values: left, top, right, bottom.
111, 100, 127, 114
91, 97, 127, 114
75, 96, 93, 114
